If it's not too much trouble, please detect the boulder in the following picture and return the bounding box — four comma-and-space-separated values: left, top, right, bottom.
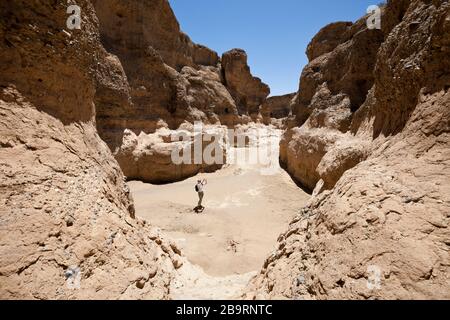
116, 127, 228, 184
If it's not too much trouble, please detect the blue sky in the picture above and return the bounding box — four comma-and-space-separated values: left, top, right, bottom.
169, 0, 382, 96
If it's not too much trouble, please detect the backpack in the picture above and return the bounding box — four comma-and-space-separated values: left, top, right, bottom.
195, 184, 199, 192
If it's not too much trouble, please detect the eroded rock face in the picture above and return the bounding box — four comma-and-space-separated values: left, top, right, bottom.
280, 83, 369, 191
292, 17, 384, 122
222, 49, 270, 116
93, 0, 238, 148
247, 0, 450, 300
93, 0, 219, 70
178, 66, 240, 127
91, 1, 269, 183
116, 126, 228, 184
0, 0, 181, 299
260, 93, 295, 126
280, 5, 386, 191
306, 22, 354, 61
279, 11, 386, 192
91, 0, 252, 127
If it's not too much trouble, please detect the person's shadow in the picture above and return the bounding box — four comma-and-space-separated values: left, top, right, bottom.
194, 206, 205, 213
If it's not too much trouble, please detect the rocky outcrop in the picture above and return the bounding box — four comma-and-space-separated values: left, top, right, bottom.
260, 93, 295, 126
93, 0, 219, 71
91, 1, 271, 183
222, 49, 271, 116
92, 0, 239, 149
280, 127, 367, 192
291, 16, 384, 122
280, 6, 385, 191
306, 22, 353, 61
177, 66, 240, 127
116, 126, 228, 184
280, 83, 368, 191
248, 0, 450, 300
0, 0, 182, 299
278, 6, 388, 192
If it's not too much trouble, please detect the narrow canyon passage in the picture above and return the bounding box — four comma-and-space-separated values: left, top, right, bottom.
2, 0, 449, 302
129, 127, 310, 299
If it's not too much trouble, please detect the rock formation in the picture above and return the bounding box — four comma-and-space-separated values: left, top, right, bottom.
260, 93, 295, 126
91, 1, 269, 183
0, 0, 272, 298
247, 0, 450, 299
116, 125, 228, 184
2, 0, 448, 301
222, 49, 271, 117
92, 0, 236, 141
0, 0, 182, 299
280, 11, 384, 191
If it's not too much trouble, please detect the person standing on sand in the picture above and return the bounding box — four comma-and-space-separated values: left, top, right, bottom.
195, 179, 207, 209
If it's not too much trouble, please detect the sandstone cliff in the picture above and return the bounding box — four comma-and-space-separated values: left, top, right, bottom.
222, 49, 271, 117
260, 93, 296, 126
91, 0, 269, 183
92, 0, 234, 145
280, 12, 383, 191
0, 0, 182, 299
247, 0, 450, 299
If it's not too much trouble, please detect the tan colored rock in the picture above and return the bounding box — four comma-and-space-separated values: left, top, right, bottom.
91, 0, 243, 137
91, 0, 263, 183
179, 66, 240, 126
92, 0, 218, 70
316, 139, 370, 190
116, 127, 228, 184
248, 0, 450, 300
280, 83, 365, 191
0, 0, 180, 299
222, 49, 270, 116
92, 0, 242, 146
280, 127, 342, 191
280, 12, 385, 192
292, 16, 384, 124
280, 6, 385, 191
260, 93, 295, 126
306, 22, 354, 61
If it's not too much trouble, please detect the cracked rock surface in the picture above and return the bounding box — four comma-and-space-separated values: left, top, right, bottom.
0, 0, 181, 299
247, 0, 450, 300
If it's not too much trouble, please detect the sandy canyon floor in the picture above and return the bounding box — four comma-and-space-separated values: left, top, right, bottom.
129, 128, 310, 299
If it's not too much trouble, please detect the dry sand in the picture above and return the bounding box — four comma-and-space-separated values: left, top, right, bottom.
129, 128, 310, 299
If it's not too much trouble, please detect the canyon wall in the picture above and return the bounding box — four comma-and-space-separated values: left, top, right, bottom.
91, 0, 270, 183
0, 0, 183, 299
260, 93, 296, 126
248, 0, 450, 299
222, 49, 271, 117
